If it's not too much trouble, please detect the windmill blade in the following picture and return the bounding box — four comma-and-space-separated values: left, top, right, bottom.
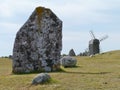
90, 30, 96, 39
99, 35, 108, 42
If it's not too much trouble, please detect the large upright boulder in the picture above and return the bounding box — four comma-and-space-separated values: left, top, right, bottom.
12, 7, 62, 73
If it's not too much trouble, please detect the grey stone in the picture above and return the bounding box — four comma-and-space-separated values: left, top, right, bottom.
32, 73, 51, 84
12, 6, 62, 73
60, 56, 77, 67
69, 49, 76, 56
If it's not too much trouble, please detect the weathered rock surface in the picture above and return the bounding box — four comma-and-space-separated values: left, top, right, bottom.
60, 56, 77, 67
69, 49, 76, 56
32, 73, 51, 84
12, 7, 62, 73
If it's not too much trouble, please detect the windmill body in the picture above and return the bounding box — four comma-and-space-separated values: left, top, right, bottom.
89, 39, 100, 55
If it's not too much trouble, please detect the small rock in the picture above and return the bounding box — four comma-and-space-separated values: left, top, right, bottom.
60, 56, 77, 67
32, 73, 51, 84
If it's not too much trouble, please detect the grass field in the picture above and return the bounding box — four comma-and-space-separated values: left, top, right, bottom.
0, 50, 120, 90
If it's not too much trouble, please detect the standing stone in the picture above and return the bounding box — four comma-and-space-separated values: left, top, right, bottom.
69, 49, 76, 56
12, 7, 62, 73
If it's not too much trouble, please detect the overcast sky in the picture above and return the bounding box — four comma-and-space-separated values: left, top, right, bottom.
0, 0, 120, 56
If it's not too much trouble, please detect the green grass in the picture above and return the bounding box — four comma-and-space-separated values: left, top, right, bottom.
0, 50, 120, 90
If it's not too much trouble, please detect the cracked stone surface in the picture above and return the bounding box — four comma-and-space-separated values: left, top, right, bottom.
12, 7, 62, 73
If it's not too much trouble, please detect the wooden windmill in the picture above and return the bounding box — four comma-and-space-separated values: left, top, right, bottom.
89, 30, 108, 55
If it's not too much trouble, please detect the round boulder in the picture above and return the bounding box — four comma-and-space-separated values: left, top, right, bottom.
60, 56, 77, 67
32, 73, 51, 84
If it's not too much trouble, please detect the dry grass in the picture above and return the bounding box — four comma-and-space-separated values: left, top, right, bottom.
0, 50, 120, 90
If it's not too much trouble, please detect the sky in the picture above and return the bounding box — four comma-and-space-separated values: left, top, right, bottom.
0, 0, 120, 56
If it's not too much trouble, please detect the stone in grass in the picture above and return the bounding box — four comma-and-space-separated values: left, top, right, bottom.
32, 73, 51, 85
60, 56, 77, 67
